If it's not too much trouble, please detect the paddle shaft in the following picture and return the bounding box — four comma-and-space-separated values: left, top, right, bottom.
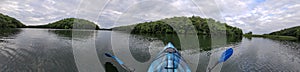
105, 53, 134, 72
208, 62, 219, 72
208, 48, 233, 72
112, 57, 133, 72
120, 64, 134, 72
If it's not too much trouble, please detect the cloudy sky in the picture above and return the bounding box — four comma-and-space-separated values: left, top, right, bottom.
0, 0, 300, 34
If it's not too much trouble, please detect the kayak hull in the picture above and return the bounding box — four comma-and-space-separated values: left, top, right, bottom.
148, 42, 191, 72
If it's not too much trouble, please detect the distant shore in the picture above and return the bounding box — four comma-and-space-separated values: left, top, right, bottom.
23, 27, 112, 31
244, 34, 298, 41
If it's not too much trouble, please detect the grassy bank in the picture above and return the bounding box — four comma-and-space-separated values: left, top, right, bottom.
244, 34, 298, 41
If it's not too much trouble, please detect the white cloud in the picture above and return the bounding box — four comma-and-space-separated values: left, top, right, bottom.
0, 0, 300, 34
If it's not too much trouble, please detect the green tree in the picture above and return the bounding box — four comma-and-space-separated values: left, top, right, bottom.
245, 31, 252, 35
296, 29, 300, 39
114, 16, 243, 37
269, 26, 300, 39
27, 18, 100, 30
0, 13, 25, 28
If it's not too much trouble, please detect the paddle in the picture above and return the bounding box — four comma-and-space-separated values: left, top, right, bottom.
208, 48, 233, 72
105, 53, 134, 72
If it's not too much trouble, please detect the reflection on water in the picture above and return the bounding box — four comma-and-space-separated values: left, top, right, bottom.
0, 28, 300, 72
0, 29, 21, 39
131, 33, 242, 51
221, 38, 300, 72
0, 28, 77, 72
48, 29, 95, 39
129, 35, 154, 62
48, 29, 72, 39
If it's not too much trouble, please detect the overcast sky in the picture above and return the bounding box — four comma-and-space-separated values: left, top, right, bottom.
0, 0, 300, 34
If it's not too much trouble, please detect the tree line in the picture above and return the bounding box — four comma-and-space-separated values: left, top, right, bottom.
0, 13, 25, 28
113, 16, 243, 37
0, 13, 100, 30
27, 18, 100, 30
269, 26, 300, 39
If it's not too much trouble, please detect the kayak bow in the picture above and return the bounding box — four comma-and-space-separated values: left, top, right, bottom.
148, 42, 191, 72
105, 42, 233, 72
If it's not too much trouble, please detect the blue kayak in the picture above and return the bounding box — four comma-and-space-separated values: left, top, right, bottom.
148, 42, 191, 72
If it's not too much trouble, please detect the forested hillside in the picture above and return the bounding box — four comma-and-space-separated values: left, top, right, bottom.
0, 13, 25, 28
28, 18, 100, 30
113, 16, 243, 37
269, 26, 300, 39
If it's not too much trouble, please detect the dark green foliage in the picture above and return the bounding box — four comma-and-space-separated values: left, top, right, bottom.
296, 29, 300, 40
243, 31, 253, 38
0, 13, 25, 28
28, 18, 100, 30
113, 16, 243, 37
225, 24, 243, 37
269, 26, 300, 39
245, 31, 252, 35
247, 34, 297, 41
132, 21, 175, 34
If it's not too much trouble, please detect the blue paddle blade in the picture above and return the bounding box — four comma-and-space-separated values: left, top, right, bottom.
105, 53, 113, 57
105, 53, 124, 65
219, 48, 233, 62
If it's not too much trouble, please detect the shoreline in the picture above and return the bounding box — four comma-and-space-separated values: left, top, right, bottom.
244, 34, 298, 41
18, 27, 113, 31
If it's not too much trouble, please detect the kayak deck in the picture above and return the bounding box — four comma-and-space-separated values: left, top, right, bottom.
148, 42, 191, 72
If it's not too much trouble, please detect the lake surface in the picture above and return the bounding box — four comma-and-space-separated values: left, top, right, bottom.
0, 28, 300, 72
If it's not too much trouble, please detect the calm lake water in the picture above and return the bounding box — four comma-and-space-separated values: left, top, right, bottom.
0, 28, 300, 72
